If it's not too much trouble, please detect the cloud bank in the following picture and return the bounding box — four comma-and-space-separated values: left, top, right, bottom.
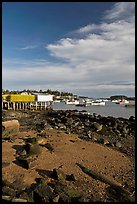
3, 2, 135, 97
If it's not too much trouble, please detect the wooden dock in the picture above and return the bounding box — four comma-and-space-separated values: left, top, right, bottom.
2, 101, 53, 111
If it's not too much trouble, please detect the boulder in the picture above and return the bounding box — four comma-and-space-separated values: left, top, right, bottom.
52, 168, 66, 181
2, 120, 20, 138
16, 155, 37, 170
24, 143, 42, 156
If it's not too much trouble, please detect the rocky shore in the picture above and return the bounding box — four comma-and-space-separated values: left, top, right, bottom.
2, 109, 135, 202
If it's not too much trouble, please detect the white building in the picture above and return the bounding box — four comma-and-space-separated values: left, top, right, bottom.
33, 93, 53, 102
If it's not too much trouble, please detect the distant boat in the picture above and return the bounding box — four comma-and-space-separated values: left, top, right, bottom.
83, 98, 92, 104
102, 99, 109, 102
54, 100, 61, 103
65, 100, 79, 105
91, 101, 106, 106
116, 99, 129, 105
95, 99, 103, 102
111, 99, 121, 103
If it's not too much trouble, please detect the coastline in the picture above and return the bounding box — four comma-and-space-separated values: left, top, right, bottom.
2, 109, 135, 202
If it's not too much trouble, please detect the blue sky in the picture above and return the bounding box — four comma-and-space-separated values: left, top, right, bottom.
2, 2, 135, 97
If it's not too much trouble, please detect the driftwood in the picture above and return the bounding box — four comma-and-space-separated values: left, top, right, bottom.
2, 120, 20, 138
76, 163, 133, 201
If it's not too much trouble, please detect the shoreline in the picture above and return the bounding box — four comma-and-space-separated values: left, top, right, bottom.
2, 109, 135, 202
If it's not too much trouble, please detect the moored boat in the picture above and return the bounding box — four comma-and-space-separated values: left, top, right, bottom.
116, 99, 129, 105
65, 100, 80, 105
91, 101, 106, 106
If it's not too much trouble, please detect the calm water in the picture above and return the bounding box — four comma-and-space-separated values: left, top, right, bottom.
53, 101, 135, 119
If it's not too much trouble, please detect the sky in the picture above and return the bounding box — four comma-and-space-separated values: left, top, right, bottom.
2, 2, 135, 98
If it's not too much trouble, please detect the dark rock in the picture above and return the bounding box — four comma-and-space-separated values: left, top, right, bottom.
41, 143, 54, 152
24, 143, 42, 156
52, 168, 66, 181
97, 137, 105, 144
66, 174, 76, 181
35, 177, 47, 184
129, 116, 135, 122
24, 137, 37, 144
33, 184, 55, 202
15, 155, 37, 170
53, 183, 65, 194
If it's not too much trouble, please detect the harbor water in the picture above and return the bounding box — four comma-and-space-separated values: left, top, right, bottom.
53, 101, 135, 119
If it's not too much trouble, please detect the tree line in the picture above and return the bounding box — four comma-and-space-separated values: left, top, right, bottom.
2, 89, 73, 97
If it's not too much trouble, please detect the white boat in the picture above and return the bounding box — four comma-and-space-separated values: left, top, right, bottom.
95, 99, 103, 102
54, 100, 61, 103
91, 101, 106, 106
65, 100, 80, 105
83, 98, 92, 104
116, 99, 129, 105
102, 99, 109, 102
111, 99, 121, 103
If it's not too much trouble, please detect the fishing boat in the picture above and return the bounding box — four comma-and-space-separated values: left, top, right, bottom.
83, 98, 92, 105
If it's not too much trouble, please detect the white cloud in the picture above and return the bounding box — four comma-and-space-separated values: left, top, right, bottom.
77, 24, 100, 34
104, 2, 135, 22
3, 2, 135, 97
19, 45, 38, 50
